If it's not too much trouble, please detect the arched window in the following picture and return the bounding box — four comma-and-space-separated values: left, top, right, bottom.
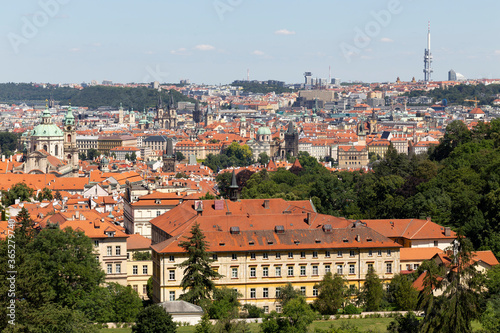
67, 134, 71, 142
55, 145, 58, 156
43, 145, 48, 152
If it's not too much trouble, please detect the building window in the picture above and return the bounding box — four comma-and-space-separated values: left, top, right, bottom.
143, 285, 147, 295
349, 264, 355, 275
367, 263, 373, 271
276, 287, 281, 298
250, 267, 256, 277
116, 264, 121, 274
169, 291, 175, 301
312, 251, 318, 258
434, 240, 439, 247
133, 285, 138, 292
300, 266, 306, 276
94, 240, 99, 247
325, 250, 330, 258
378, 250, 382, 257
107, 264, 112, 274
232, 267, 238, 278
325, 265, 331, 273
263, 253, 268, 260
250, 253, 256, 260
156, 210, 161, 217
337, 250, 343, 257
212, 254, 218, 261
300, 287, 306, 296
312, 265, 318, 275
350, 250, 355, 257
250, 288, 256, 298
169, 255, 175, 262
263, 306, 269, 314
276, 253, 281, 259
263, 288, 269, 298
232, 253, 237, 260
116, 246, 121, 256
276, 266, 281, 277
387, 249, 392, 256
143, 265, 148, 274
133, 265, 138, 275
300, 251, 306, 258
276, 304, 282, 313
169, 270, 175, 280
368, 250, 373, 257
414, 264, 419, 270
288, 266, 294, 276
107, 246, 112, 256
288, 252, 293, 259
95, 255, 99, 262
263, 267, 269, 277
386, 263, 392, 274
313, 286, 318, 296
337, 265, 343, 275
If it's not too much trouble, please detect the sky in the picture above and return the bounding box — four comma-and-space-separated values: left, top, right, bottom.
0, 0, 499, 85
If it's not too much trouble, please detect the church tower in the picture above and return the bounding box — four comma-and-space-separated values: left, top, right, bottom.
162, 138, 176, 173
118, 103, 124, 124
193, 100, 203, 125
63, 105, 79, 173
283, 121, 299, 157
166, 94, 178, 129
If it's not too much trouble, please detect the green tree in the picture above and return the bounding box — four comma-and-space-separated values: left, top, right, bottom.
125, 153, 130, 160
276, 283, 301, 307
54, 190, 63, 201
258, 152, 270, 165
421, 236, 484, 333
146, 276, 154, 301
389, 274, 418, 310
242, 303, 264, 318
131, 152, 137, 162
313, 272, 346, 315
260, 296, 316, 333
175, 151, 185, 162
107, 283, 144, 322
0, 132, 19, 155
132, 304, 177, 333
37, 187, 53, 202
1, 182, 35, 207
387, 311, 420, 333
481, 296, 500, 333
207, 287, 241, 320
194, 314, 213, 333
79, 152, 87, 160
361, 267, 384, 311
177, 222, 221, 305
87, 148, 99, 161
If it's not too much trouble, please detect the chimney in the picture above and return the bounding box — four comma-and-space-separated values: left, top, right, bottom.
355, 234, 360, 242
263, 199, 270, 209
444, 227, 451, 237
306, 212, 312, 225
1, 155, 4, 162
426, 216, 431, 222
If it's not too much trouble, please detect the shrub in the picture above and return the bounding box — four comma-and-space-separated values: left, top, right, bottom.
344, 304, 361, 314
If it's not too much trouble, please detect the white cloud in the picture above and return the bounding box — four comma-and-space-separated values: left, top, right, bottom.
380, 37, 394, 43
252, 50, 265, 56
195, 44, 215, 51
170, 48, 191, 55
275, 29, 295, 35
494, 50, 500, 55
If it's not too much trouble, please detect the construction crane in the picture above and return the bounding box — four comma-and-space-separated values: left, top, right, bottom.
464, 97, 480, 108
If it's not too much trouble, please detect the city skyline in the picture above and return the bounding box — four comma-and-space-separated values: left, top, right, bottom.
1, 0, 499, 85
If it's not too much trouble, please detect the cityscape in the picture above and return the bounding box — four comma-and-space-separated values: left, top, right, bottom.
1, 1, 500, 333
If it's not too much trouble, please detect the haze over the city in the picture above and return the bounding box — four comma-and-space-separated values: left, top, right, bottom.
1, 0, 499, 84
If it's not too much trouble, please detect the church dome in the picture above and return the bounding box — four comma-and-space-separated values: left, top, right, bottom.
31, 124, 63, 137
257, 126, 271, 136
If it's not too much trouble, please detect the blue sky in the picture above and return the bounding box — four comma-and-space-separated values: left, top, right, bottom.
1, 0, 499, 85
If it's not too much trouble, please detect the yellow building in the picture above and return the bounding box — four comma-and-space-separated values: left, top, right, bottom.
127, 234, 153, 299
150, 198, 401, 312
98, 135, 137, 155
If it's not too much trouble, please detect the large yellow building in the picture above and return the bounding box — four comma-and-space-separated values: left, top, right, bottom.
150, 197, 401, 313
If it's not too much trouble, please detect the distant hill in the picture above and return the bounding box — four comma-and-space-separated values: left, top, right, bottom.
0, 83, 197, 110
404, 83, 500, 106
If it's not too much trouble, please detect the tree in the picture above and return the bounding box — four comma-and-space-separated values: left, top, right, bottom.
420, 236, 484, 333
260, 296, 316, 333
175, 151, 185, 162
258, 152, 270, 165
1, 182, 34, 207
132, 304, 177, 333
130, 152, 137, 162
37, 187, 53, 202
0, 132, 19, 155
199, 192, 217, 200
177, 223, 221, 305
79, 152, 87, 161
125, 153, 130, 160
107, 283, 144, 322
276, 283, 301, 307
313, 272, 346, 315
361, 267, 384, 311
389, 274, 418, 310
146, 276, 154, 301
207, 287, 241, 320
54, 190, 63, 201
86, 148, 99, 161
194, 314, 212, 333
387, 312, 420, 333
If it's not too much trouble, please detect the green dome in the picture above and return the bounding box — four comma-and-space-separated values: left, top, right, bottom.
31, 124, 63, 137
65, 106, 75, 126
257, 126, 271, 136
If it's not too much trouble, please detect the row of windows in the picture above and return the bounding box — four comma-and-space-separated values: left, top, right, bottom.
102, 245, 122, 256
131, 284, 148, 295
248, 286, 317, 299
223, 250, 391, 261
231, 262, 393, 278
107, 263, 122, 274
132, 265, 149, 275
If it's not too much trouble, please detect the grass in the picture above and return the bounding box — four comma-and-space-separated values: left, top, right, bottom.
99, 318, 484, 333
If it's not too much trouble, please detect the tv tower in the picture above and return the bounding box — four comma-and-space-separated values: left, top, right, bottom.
423, 21, 433, 82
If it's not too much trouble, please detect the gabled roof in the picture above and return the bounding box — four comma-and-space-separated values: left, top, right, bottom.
360, 219, 456, 240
